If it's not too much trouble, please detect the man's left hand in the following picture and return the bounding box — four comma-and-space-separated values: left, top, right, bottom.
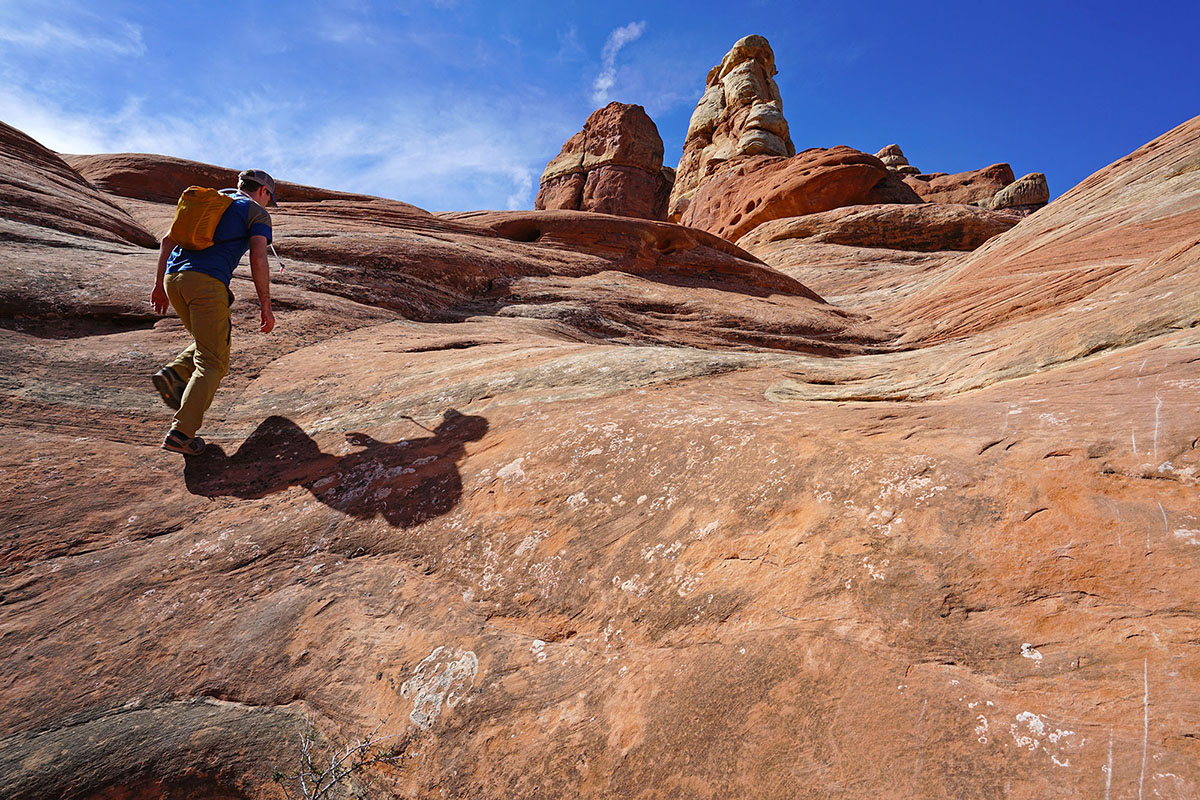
260, 306, 276, 334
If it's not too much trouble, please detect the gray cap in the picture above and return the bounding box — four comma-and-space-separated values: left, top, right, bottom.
238, 168, 277, 206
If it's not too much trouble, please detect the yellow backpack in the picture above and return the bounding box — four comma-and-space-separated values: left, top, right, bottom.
168, 186, 234, 250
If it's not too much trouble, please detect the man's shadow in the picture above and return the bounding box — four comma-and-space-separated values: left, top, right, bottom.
184, 410, 487, 528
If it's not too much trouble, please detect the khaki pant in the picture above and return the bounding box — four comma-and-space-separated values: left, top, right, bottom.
164, 270, 231, 437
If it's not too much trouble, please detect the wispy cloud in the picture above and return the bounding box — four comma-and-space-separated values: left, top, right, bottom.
0, 19, 144, 56
0, 83, 570, 212
554, 24, 584, 62
592, 21, 646, 104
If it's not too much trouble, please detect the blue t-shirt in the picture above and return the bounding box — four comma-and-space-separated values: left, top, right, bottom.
166, 189, 273, 287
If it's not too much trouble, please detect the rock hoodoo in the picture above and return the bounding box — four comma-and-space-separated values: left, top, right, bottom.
874, 144, 921, 175
986, 171, 1050, 214
535, 102, 672, 221
669, 34, 796, 221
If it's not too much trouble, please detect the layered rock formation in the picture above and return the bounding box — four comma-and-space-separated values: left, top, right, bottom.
0, 121, 155, 247
737, 202, 1019, 253
895, 159, 1050, 217
2, 112, 1200, 800
873, 143, 1049, 216
669, 35, 796, 221
665, 35, 1048, 244
678, 146, 921, 242
64, 152, 386, 205
535, 102, 672, 220
903, 162, 1017, 205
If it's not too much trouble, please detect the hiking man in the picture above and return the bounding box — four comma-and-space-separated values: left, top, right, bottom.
150, 169, 278, 455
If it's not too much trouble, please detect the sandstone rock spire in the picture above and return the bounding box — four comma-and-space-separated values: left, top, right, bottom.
668, 34, 795, 221
535, 102, 673, 221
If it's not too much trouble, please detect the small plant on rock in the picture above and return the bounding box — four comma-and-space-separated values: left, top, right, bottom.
272, 718, 405, 800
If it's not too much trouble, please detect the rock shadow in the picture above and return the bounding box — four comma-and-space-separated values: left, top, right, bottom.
184, 410, 487, 528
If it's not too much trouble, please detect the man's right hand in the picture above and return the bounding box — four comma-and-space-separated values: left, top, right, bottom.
151, 284, 169, 314
260, 306, 276, 334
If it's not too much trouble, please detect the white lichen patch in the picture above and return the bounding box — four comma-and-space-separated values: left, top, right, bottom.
530, 639, 547, 663
641, 540, 684, 562
476, 542, 503, 592
1021, 643, 1043, 662
566, 492, 589, 509
1173, 529, 1200, 545
671, 564, 703, 597
861, 557, 889, 581
867, 505, 902, 536
401, 646, 479, 730
1009, 711, 1078, 767
612, 574, 651, 597
1011, 712, 1043, 751
975, 715, 990, 744
514, 530, 548, 557
877, 456, 946, 506
497, 458, 526, 482
528, 555, 563, 598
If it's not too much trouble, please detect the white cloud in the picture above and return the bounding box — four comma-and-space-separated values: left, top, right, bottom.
317, 19, 375, 45
0, 83, 571, 212
554, 24, 584, 62
0, 19, 144, 56
591, 21, 646, 104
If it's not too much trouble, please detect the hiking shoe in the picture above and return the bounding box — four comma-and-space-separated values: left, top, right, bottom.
152, 367, 187, 410
162, 429, 206, 456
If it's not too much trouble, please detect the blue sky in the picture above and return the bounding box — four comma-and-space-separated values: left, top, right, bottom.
2, 0, 1197, 212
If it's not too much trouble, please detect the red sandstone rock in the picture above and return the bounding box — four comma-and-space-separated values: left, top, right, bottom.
903, 162, 1015, 205
769, 114, 1200, 400
3, 116, 1200, 800
65, 152, 393, 206
736, 238, 961, 308
670, 35, 796, 220
679, 146, 922, 243
738, 203, 1019, 253
535, 102, 669, 220
882, 117, 1200, 349
0, 122, 155, 247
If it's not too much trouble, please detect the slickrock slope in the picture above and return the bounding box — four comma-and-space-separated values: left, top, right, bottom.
0, 122, 156, 248
669, 35, 796, 220
3, 115, 1199, 800
535, 102, 673, 220
65, 152, 391, 205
